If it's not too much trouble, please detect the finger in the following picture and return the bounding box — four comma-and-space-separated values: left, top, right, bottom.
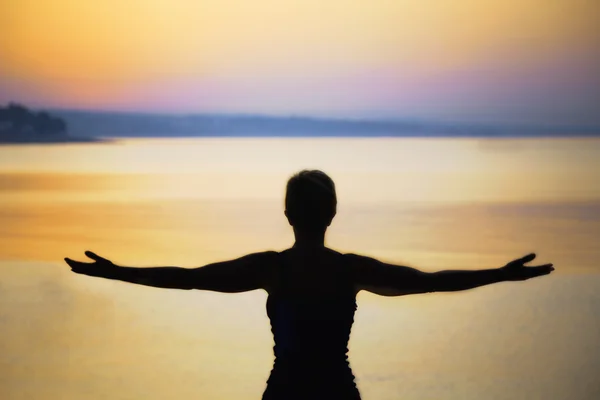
527, 263, 554, 271
85, 251, 105, 262
65, 258, 88, 272
532, 263, 554, 271
64, 257, 81, 267
517, 253, 536, 264
526, 264, 554, 277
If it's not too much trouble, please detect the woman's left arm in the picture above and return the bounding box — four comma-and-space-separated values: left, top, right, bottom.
65, 250, 278, 292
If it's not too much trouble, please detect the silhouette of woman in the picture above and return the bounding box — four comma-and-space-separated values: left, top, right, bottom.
65, 169, 554, 400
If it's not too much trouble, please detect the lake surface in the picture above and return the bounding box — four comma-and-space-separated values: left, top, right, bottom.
1, 138, 599, 399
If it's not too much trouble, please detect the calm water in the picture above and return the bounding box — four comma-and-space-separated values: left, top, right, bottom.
1, 138, 599, 399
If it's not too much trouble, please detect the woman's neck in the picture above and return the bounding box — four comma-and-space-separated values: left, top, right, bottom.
292, 228, 326, 248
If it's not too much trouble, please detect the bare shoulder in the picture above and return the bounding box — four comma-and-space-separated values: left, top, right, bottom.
248, 250, 281, 273
341, 252, 430, 296
253, 250, 281, 260
254, 250, 281, 293
342, 252, 380, 266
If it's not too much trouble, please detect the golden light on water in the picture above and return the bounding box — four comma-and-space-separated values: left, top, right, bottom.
1, 138, 599, 268
1, 137, 599, 198
1, 138, 600, 400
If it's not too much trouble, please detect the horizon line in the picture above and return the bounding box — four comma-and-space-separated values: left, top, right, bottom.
48, 106, 600, 131
3, 102, 600, 130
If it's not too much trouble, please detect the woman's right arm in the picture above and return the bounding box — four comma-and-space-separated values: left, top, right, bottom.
348, 253, 554, 296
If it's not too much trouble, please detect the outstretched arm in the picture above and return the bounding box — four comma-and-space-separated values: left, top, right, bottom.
350, 253, 554, 296
65, 250, 277, 292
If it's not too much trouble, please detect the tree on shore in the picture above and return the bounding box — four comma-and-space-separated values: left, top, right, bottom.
0, 103, 68, 136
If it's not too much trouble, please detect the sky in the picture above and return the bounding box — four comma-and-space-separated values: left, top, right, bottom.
1, 0, 599, 125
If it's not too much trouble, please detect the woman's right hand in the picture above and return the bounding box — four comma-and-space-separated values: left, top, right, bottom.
500, 253, 554, 281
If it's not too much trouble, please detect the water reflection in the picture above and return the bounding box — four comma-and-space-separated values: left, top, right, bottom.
1, 138, 599, 399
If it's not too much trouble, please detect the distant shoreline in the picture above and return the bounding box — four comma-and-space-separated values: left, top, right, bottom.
0, 136, 107, 145
45, 109, 600, 140
2, 106, 599, 142
2, 134, 600, 145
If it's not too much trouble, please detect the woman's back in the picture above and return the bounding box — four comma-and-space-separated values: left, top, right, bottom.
263, 247, 361, 400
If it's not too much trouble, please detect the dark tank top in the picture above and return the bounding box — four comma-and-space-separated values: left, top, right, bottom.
262, 250, 361, 400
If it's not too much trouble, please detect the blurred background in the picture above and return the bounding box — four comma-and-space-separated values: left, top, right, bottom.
1, 1, 599, 399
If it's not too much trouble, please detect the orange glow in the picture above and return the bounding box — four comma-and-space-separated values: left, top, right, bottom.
2, 1, 598, 118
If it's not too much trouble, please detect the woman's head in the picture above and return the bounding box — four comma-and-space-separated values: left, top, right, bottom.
285, 170, 337, 232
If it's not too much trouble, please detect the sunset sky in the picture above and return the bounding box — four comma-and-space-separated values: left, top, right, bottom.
1, 0, 599, 124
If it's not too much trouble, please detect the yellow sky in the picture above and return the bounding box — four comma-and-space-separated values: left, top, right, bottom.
1, 0, 599, 122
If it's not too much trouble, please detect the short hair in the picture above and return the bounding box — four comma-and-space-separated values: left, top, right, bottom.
285, 170, 337, 231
